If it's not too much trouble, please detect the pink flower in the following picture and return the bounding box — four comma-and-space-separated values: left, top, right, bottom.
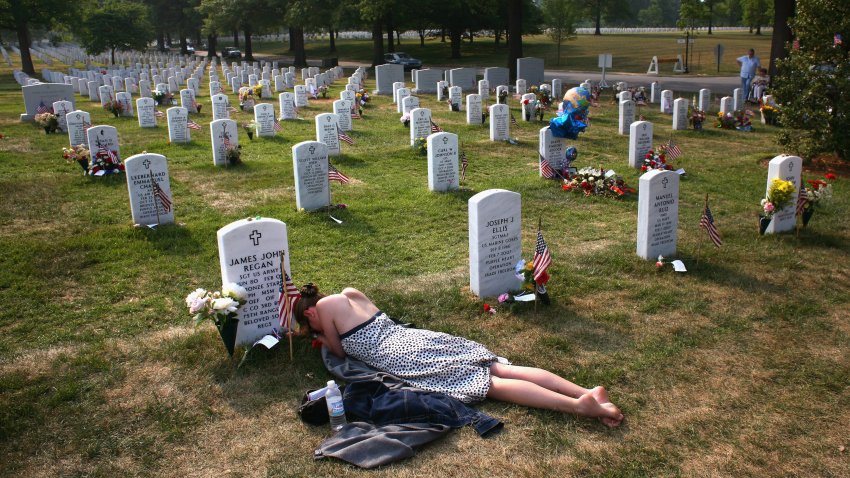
764, 202, 775, 213
498, 293, 509, 303
656, 261, 664, 269
483, 303, 496, 315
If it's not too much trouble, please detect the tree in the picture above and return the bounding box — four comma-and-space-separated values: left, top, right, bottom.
768, 0, 794, 79
774, 0, 850, 161
742, 0, 772, 34
0, 0, 78, 75
579, 0, 632, 35
507, 0, 523, 80
638, 0, 665, 26
79, 1, 154, 64
541, 0, 577, 65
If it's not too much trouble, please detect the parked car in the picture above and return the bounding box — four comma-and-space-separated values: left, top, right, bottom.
384, 52, 422, 70
222, 47, 242, 59
185, 44, 195, 54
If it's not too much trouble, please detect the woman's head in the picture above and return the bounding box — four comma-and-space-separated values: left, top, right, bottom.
294, 283, 324, 333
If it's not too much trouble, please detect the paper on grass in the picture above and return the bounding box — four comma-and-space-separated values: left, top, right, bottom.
329, 215, 343, 224
513, 293, 536, 302
671, 260, 687, 272
676, 168, 686, 175
253, 334, 279, 349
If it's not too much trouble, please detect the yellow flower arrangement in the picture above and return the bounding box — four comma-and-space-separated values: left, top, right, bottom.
761, 178, 796, 218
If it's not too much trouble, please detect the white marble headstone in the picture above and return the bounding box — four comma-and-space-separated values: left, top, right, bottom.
733, 88, 743, 111
211, 119, 239, 166
401, 95, 419, 115
539, 127, 567, 176
395, 87, 411, 113
489, 104, 509, 141
279, 92, 297, 120
661, 90, 673, 114
66, 110, 91, 147
672, 98, 688, 130
478, 79, 490, 99
137, 97, 157, 127
466, 94, 482, 125
86, 125, 121, 164
294, 85, 308, 107
167, 107, 190, 143
719, 96, 733, 115
217, 218, 291, 346
468, 189, 522, 297
211, 93, 230, 120
427, 132, 459, 192
636, 169, 679, 260
333, 100, 353, 131
52, 100, 73, 133
410, 108, 432, 146
448, 86, 462, 111
315, 113, 341, 156
619, 100, 635, 135
698, 88, 711, 112
254, 103, 276, 137
116, 91, 134, 117
764, 155, 802, 234
628, 121, 653, 168
292, 141, 331, 211
125, 153, 174, 226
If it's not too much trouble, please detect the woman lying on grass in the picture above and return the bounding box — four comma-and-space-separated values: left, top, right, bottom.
294, 284, 624, 428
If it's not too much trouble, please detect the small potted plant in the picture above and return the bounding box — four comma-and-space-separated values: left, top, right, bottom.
103, 100, 123, 117
34, 112, 59, 133
759, 178, 796, 234
62, 144, 91, 173
498, 89, 508, 104
243, 121, 256, 140
400, 113, 410, 128
318, 85, 328, 98
152, 89, 172, 106
413, 136, 427, 156
690, 108, 706, 130
225, 144, 242, 166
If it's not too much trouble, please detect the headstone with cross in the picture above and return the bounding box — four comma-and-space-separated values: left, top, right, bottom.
427, 132, 459, 192
764, 155, 802, 234
636, 169, 680, 260
124, 153, 174, 226
217, 217, 291, 347
292, 141, 331, 211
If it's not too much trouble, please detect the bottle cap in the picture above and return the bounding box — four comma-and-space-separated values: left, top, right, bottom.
327, 380, 336, 388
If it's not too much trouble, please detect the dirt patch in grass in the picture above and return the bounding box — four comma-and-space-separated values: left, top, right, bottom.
0, 134, 33, 153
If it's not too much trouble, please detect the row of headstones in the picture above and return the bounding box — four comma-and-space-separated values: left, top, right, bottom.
213, 151, 788, 346
373, 58, 546, 95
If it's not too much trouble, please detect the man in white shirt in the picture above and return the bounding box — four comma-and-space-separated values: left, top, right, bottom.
737, 49, 761, 103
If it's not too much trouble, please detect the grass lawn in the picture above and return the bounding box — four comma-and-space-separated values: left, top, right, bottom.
0, 51, 849, 477
244, 31, 775, 76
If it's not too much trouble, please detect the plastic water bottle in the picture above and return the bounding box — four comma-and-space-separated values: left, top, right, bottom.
325, 380, 347, 431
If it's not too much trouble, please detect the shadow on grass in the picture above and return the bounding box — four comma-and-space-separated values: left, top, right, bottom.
128, 223, 204, 255
793, 228, 850, 252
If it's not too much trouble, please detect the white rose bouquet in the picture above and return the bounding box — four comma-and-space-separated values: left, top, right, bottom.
185, 283, 248, 331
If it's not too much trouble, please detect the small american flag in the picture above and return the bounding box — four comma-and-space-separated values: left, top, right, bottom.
539, 154, 555, 179
100, 144, 119, 164
460, 151, 468, 182
430, 120, 443, 133
700, 202, 722, 248
154, 110, 165, 118
83, 121, 92, 132
351, 107, 361, 119
510, 113, 518, 127
328, 163, 351, 184
277, 272, 300, 331
796, 187, 808, 216
36, 102, 52, 114
532, 229, 551, 283
664, 140, 682, 160
273, 118, 282, 132
151, 177, 172, 213
223, 132, 232, 149
337, 127, 354, 145
187, 119, 201, 130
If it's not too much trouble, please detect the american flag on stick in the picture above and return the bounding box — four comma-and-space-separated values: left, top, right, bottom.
328, 163, 351, 184
337, 127, 354, 145
187, 119, 201, 130
430, 120, 443, 133
796, 187, 808, 216
532, 228, 551, 284
151, 177, 172, 212
351, 107, 361, 119
83, 121, 92, 132
154, 110, 165, 118
700, 198, 722, 248
539, 153, 555, 179
278, 270, 300, 332
273, 118, 282, 132
99, 144, 119, 164
664, 139, 682, 160
460, 151, 468, 182
510, 113, 518, 127
36, 101, 52, 114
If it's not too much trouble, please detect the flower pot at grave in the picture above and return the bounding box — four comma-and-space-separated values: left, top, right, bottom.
802, 208, 814, 227
76, 159, 89, 173
217, 318, 239, 357
759, 216, 772, 235
196, 104, 203, 114
246, 131, 254, 140
44, 127, 52, 134
693, 121, 703, 130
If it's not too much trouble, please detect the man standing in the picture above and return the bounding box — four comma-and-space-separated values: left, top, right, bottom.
737, 49, 761, 103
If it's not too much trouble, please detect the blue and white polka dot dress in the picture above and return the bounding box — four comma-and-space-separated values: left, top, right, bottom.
340, 312, 498, 403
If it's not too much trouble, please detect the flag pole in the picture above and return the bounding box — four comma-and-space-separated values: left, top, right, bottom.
149, 170, 161, 226
696, 193, 707, 269
281, 253, 293, 362
534, 217, 541, 314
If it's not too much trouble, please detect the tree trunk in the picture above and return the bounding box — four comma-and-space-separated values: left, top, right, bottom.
441, 28, 446, 43
449, 28, 462, 59
386, 14, 395, 52
469, 30, 474, 43
195, 31, 202, 49
756, 25, 762, 35
111, 47, 116, 66
396, 30, 401, 45
556, 35, 561, 66
329, 28, 336, 53
288, 27, 294, 51
207, 34, 218, 58
708, 4, 713, 34
507, 0, 523, 81
180, 35, 188, 55
594, 0, 602, 35
15, 19, 34, 75
371, 20, 384, 66
233, 31, 239, 47
243, 26, 253, 61
419, 29, 425, 47
292, 27, 307, 67
167, 32, 172, 47
495, 28, 501, 46
768, 0, 795, 81
157, 32, 166, 52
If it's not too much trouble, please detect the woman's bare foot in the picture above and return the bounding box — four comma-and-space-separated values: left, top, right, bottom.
590, 386, 610, 404
575, 393, 623, 428
589, 386, 623, 427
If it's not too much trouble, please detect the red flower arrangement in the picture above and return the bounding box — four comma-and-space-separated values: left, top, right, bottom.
640, 149, 675, 173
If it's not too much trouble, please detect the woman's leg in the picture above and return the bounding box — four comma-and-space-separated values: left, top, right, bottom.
489, 362, 589, 398
487, 376, 623, 426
